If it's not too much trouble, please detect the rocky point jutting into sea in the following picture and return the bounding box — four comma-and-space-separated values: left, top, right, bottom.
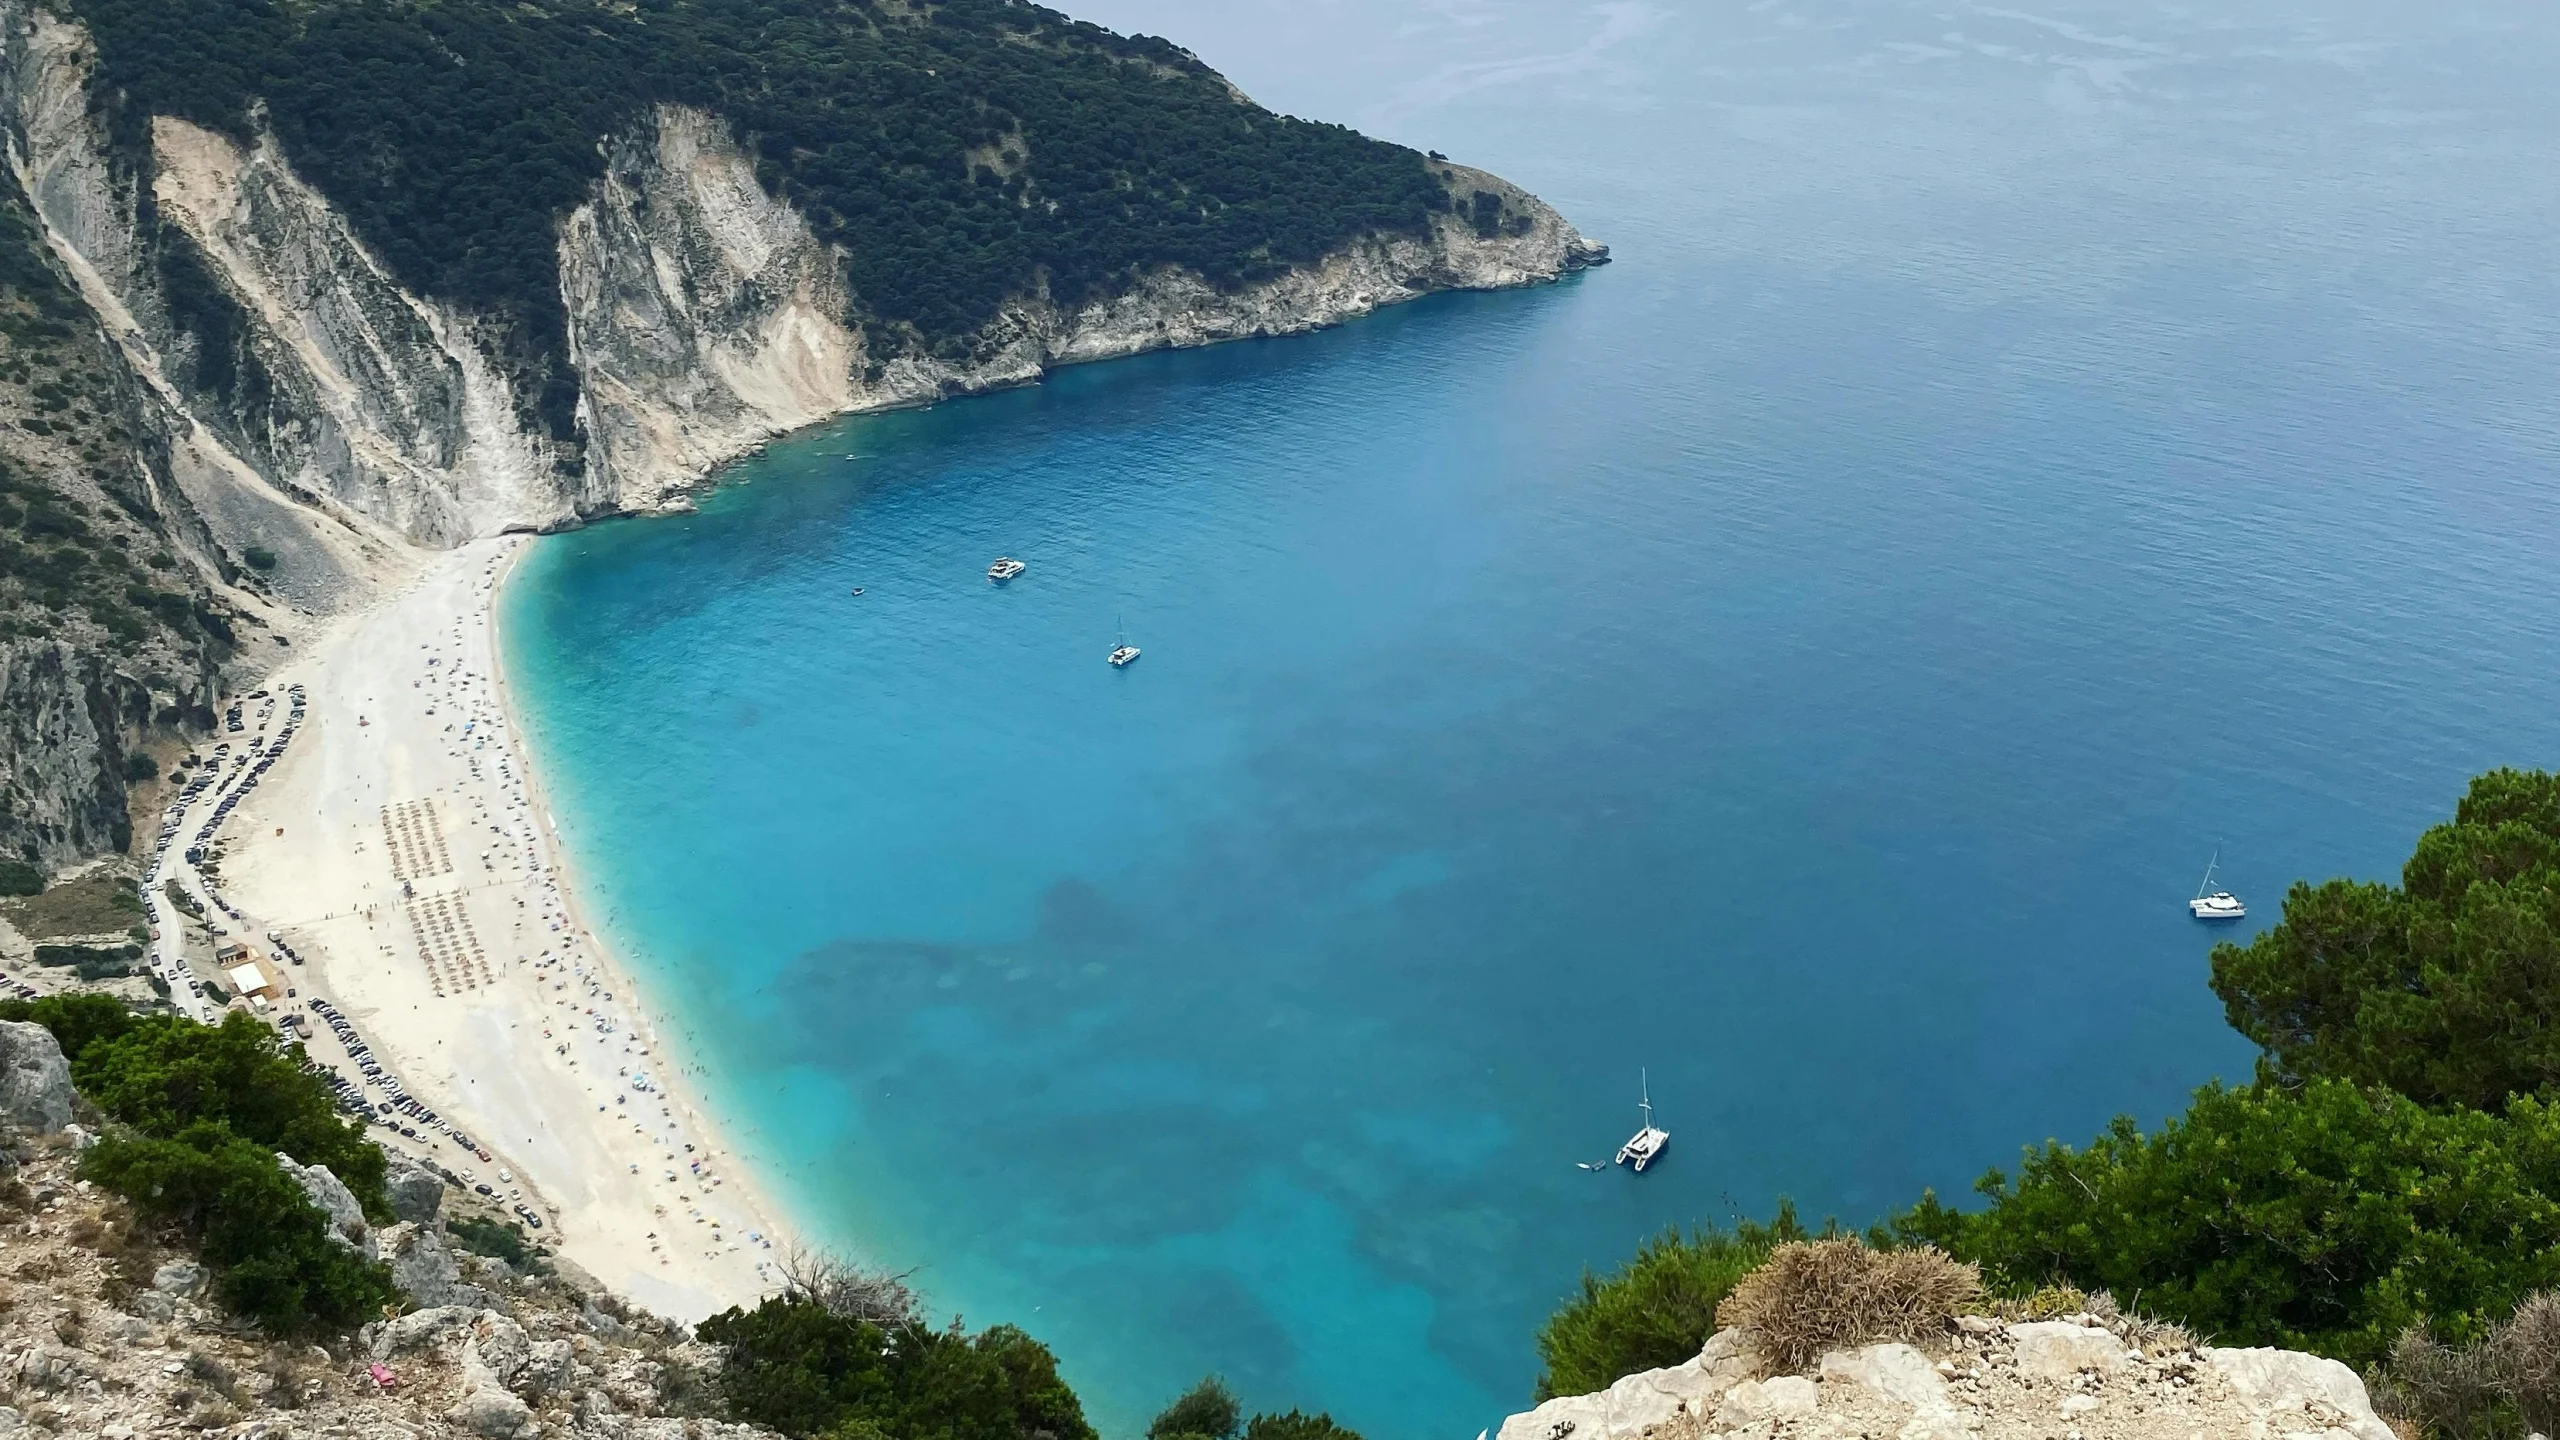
0, 0, 1605, 868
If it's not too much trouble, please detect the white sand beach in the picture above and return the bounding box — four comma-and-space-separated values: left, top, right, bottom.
217, 538, 791, 1321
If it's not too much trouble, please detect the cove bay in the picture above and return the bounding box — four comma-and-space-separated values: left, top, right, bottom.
500, 3, 2560, 1437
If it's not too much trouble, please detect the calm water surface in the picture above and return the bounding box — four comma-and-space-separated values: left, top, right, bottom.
503, 3, 2560, 1435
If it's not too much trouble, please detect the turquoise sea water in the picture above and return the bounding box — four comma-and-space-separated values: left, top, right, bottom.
502, 3, 2560, 1436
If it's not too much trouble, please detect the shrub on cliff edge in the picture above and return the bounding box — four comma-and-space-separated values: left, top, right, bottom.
81, 1120, 397, 1332
1533, 1204, 1816, 1399
0, 994, 398, 1332
0, 997, 391, 1220
1148, 1377, 1240, 1440
1714, 1237, 1982, 1374
698, 1294, 1095, 1440
1889, 1080, 2560, 1368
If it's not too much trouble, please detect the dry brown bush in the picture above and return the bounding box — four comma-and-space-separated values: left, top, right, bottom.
1714, 1239, 1983, 1374
2371, 1291, 2560, 1440
773, 1243, 922, 1329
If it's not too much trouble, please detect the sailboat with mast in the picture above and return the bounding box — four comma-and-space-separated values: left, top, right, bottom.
1614, 1068, 1669, 1172
2189, 847, 2245, 920
1108, 613, 1140, 668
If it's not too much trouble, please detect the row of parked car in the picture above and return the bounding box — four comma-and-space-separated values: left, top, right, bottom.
298, 998, 546, 1231
303, 996, 494, 1154
183, 685, 307, 867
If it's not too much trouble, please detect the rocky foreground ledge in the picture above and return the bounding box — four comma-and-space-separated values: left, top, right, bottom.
0, 1018, 772, 1440
0, 1136, 773, 1440
1499, 1315, 2399, 1440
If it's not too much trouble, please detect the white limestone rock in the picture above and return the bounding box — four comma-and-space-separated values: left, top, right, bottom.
1495, 1329, 1751, 1440
374, 1304, 483, 1359
151, 1258, 206, 1295
518, 1338, 575, 1399
1821, 1342, 1951, 1410
1714, 1375, 1820, 1429
2208, 1347, 2397, 1440
449, 1383, 534, 1439
382, 1222, 499, 1312
2006, 1321, 2125, 1381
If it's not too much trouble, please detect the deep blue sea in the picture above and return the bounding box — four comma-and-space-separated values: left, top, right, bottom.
502, 3, 2560, 1436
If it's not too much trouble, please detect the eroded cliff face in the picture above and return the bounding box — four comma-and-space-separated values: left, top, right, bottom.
1, 0, 1602, 547
148, 116, 567, 545
0, 0, 1603, 868
561, 107, 864, 510
0, 2, 420, 608
562, 110, 1604, 513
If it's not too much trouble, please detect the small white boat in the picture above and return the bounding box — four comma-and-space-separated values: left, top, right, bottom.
2189, 847, 2245, 920
988, 557, 1026, 582
1614, 1068, 1669, 1172
1108, 613, 1139, 668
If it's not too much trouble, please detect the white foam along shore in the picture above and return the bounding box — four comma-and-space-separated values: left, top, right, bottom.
214, 537, 794, 1321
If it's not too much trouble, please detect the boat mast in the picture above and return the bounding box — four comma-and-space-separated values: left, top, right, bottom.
2197, 844, 2220, 900
1639, 1066, 1653, 1131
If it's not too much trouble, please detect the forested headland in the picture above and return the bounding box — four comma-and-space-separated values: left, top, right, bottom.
66, 0, 1458, 435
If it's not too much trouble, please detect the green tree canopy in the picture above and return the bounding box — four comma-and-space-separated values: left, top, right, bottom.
65, 0, 1456, 436
1532, 1205, 1815, 1399
2211, 767, 2560, 1112
59, 1005, 387, 1218
697, 1295, 1096, 1440
1240, 1413, 1364, 1440
1149, 1377, 1241, 1440
80, 1120, 397, 1331
1888, 1080, 2560, 1367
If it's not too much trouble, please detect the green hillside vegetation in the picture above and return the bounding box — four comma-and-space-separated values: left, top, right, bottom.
69, 0, 1454, 437
1533, 1206, 1819, 1399
1548, 768, 2560, 1415
2, 994, 397, 1331
2210, 766, 2560, 1112
697, 1294, 1097, 1440
1144, 1375, 1366, 1440
0, 171, 233, 659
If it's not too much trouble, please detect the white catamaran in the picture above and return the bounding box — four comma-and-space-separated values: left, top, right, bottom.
1615, 1068, 1669, 1172
2190, 848, 2246, 920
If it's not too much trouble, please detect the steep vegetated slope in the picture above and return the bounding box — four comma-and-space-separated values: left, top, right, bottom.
0, 134, 267, 869
0, 0, 1605, 875
72, 0, 1460, 397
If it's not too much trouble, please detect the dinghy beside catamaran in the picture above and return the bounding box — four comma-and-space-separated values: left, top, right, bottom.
1615, 1069, 1669, 1172
2190, 847, 2246, 920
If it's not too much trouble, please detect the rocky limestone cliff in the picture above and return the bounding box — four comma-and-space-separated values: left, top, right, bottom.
1, 2, 1603, 557
0, 17, 279, 867
1502, 1318, 2402, 1440
0, 0, 1604, 871
0, 1023, 776, 1440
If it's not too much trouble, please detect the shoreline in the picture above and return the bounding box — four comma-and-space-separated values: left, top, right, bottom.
217, 536, 797, 1321
482, 539, 823, 1307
